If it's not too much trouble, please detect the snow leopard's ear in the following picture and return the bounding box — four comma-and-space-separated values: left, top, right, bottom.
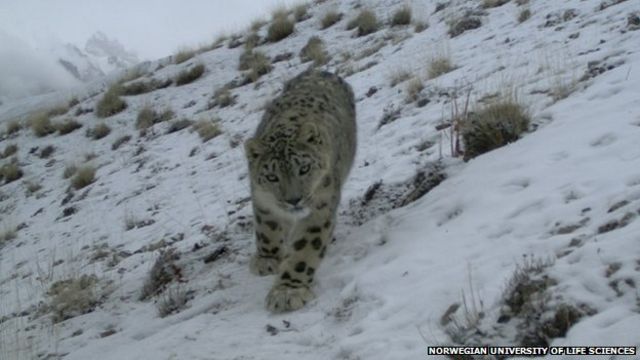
297, 122, 325, 146
244, 138, 263, 161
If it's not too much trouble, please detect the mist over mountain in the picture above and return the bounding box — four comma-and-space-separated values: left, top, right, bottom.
0, 31, 138, 102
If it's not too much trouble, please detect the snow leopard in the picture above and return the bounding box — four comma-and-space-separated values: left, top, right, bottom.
244, 69, 356, 312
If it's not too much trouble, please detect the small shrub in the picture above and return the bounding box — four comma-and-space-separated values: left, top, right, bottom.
250, 19, 267, 32
173, 48, 196, 64
157, 286, 189, 317
462, 100, 530, 160
391, 6, 412, 26
136, 106, 174, 130
1, 227, 17, 245
136, 106, 157, 130
2, 144, 17, 159
139, 249, 181, 301
46, 105, 70, 117
121, 78, 172, 96
378, 103, 402, 128
405, 78, 424, 103
414, 20, 429, 32
87, 123, 111, 140
29, 112, 56, 137
96, 84, 127, 118
71, 166, 96, 189
25, 180, 42, 195
227, 33, 244, 49
348, 9, 379, 36
240, 50, 272, 83
321, 10, 343, 29
193, 119, 222, 142
119, 68, 145, 83
482, 0, 510, 8
428, 57, 455, 79
175, 64, 205, 86
56, 118, 83, 135
63, 164, 78, 179
293, 4, 310, 22
299, 36, 330, 66
389, 70, 411, 87
47, 275, 98, 323
6, 120, 22, 135
112, 135, 132, 150
1, 162, 23, 184
244, 32, 260, 50
267, 15, 295, 42
448, 15, 482, 37
518, 8, 532, 22
210, 87, 236, 108
167, 119, 194, 134
39, 145, 55, 159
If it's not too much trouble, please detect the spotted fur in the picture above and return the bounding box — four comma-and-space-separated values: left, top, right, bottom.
245, 70, 356, 312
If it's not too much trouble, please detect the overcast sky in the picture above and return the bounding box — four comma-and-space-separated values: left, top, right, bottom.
0, 0, 300, 101
0, 0, 301, 59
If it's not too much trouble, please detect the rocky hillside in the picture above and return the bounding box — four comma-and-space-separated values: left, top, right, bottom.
1, 0, 639, 359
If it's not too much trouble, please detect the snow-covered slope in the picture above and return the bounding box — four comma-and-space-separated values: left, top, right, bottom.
1, 0, 639, 359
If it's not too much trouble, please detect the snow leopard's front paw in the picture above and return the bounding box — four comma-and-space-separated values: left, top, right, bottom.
249, 255, 280, 276
266, 284, 315, 313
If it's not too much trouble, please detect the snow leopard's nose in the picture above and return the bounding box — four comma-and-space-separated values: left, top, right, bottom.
286, 197, 302, 206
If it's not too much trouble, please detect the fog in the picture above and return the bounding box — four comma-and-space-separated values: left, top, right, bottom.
0, 0, 300, 101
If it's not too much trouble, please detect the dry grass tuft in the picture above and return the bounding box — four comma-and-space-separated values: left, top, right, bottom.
1, 162, 23, 184
210, 87, 236, 108
267, 14, 295, 42
414, 20, 429, 32
96, 84, 127, 118
47, 275, 98, 323
166, 119, 194, 134
239, 50, 272, 83
462, 99, 530, 160
391, 5, 412, 26
87, 123, 111, 140
299, 36, 330, 66
193, 119, 222, 142
56, 118, 83, 135
29, 112, 56, 137
71, 165, 96, 189
63, 164, 78, 179
6, 120, 22, 135
112, 135, 132, 150
348, 9, 379, 36
321, 10, 343, 29
137, 107, 174, 135
175, 64, 206, 86
482, 0, 511, 8
121, 78, 172, 96
173, 48, 197, 64
1, 144, 18, 159
293, 3, 311, 22
405, 78, 424, 103
448, 14, 482, 37
428, 56, 456, 79
518, 8, 532, 22
389, 69, 412, 87
139, 249, 182, 301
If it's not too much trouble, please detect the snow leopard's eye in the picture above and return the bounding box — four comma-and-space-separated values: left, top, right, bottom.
299, 164, 310, 175
266, 174, 279, 182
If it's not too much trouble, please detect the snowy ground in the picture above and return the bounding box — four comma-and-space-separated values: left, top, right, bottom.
1, 0, 639, 359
